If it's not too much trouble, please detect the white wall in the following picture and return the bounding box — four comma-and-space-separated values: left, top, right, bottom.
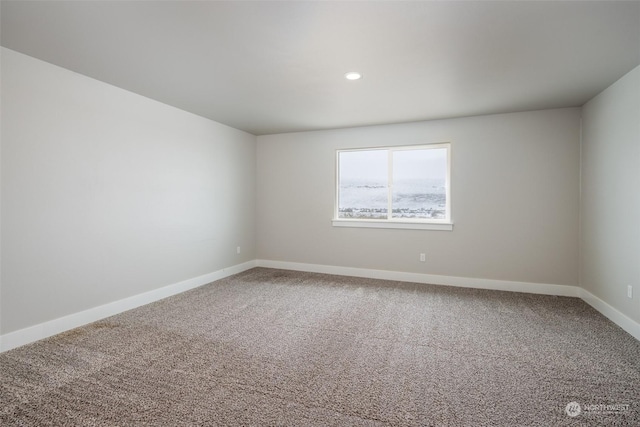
0, 48, 256, 334
257, 108, 581, 287
581, 65, 640, 324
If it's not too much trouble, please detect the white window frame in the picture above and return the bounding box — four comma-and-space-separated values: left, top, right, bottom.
332, 143, 453, 231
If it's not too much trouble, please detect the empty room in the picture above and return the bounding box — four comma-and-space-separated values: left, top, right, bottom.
1, 1, 639, 425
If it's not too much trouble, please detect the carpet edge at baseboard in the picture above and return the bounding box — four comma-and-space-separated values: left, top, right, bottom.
256, 259, 640, 341
0, 260, 257, 353
3, 259, 637, 352
578, 288, 640, 341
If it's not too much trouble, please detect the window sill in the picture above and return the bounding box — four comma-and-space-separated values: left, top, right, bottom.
332, 219, 453, 231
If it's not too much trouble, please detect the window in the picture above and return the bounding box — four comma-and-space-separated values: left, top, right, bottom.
333, 143, 452, 230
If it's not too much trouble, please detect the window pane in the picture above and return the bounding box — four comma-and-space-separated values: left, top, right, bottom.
392, 148, 447, 219
338, 150, 388, 219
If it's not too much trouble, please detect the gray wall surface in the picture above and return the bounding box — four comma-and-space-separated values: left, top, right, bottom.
257, 109, 581, 287
581, 65, 640, 324
5, 45, 636, 338
1, 48, 256, 334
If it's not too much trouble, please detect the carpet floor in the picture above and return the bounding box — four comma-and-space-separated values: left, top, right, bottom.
1, 268, 639, 426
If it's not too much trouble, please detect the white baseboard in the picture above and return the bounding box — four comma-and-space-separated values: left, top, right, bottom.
579, 288, 640, 341
256, 260, 640, 341
0, 260, 256, 353
255, 259, 579, 297
2, 259, 637, 352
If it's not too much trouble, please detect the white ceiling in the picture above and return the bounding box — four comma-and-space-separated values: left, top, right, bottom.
1, 1, 639, 135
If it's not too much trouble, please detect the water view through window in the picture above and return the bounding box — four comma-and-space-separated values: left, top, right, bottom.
337, 145, 449, 221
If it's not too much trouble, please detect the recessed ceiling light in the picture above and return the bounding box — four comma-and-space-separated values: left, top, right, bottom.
344, 72, 362, 80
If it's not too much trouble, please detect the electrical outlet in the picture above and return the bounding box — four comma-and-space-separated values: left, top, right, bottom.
420, 253, 426, 262
628, 285, 633, 299
237, 246, 241, 254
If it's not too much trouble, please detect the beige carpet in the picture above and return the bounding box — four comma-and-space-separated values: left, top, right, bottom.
1, 268, 639, 426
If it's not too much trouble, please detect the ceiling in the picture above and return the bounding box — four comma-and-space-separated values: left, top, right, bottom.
1, 1, 639, 136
